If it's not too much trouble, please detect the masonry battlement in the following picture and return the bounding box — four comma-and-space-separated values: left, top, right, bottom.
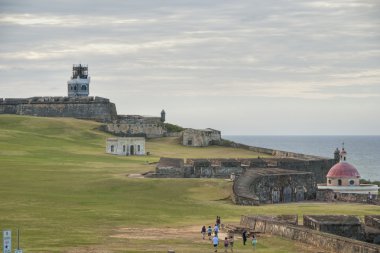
0, 96, 117, 122
116, 115, 162, 124
0, 96, 110, 105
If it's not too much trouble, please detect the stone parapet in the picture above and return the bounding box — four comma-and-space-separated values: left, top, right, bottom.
239, 215, 380, 253
366, 216, 380, 230
0, 96, 117, 122
317, 189, 379, 204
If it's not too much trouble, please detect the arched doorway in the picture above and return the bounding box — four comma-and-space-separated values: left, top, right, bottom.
283, 186, 292, 203
130, 145, 134, 155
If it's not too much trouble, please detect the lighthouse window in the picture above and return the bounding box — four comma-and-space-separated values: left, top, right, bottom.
349, 180, 355, 185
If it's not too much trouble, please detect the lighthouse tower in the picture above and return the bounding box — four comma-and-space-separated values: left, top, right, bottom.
67, 64, 90, 97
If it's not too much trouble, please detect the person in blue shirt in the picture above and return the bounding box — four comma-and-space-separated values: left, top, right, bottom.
212, 235, 219, 252
214, 224, 219, 237
207, 226, 213, 240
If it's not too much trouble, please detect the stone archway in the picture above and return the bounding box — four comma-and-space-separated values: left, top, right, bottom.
283, 186, 292, 203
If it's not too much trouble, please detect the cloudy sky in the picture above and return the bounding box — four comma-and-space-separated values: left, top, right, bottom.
0, 0, 379, 135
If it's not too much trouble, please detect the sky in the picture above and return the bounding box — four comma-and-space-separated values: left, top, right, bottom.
0, 0, 379, 135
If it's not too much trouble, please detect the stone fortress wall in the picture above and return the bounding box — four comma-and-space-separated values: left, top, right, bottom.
0, 96, 117, 122
151, 155, 335, 184
238, 215, 380, 252
104, 114, 166, 138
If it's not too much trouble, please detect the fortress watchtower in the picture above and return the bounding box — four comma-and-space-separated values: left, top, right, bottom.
67, 64, 90, 97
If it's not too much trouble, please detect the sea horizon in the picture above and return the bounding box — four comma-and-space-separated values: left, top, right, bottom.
224, 135, 380, 181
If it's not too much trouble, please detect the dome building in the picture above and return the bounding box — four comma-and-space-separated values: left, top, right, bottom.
318, 146, 379, 195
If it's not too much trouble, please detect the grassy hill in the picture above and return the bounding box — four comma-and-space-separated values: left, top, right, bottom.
0, 115, 379, 252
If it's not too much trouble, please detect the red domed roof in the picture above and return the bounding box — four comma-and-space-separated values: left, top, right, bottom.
327, 162, 360, 178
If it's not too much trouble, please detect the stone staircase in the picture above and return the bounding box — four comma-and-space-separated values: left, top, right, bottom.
232, 170, 260, 204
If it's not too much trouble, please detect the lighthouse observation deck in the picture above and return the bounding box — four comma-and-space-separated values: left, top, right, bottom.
68, 64, 90, 97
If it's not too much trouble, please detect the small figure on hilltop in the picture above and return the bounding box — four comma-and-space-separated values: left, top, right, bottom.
214, 224, 219, 237
223, 237, 229, 252
201, 225, 206, 240
229, 235, 234, 252
212, 235, 219, 252
207, 225, 213, 240
251, 234, 257, 250
242, 229, 247, 245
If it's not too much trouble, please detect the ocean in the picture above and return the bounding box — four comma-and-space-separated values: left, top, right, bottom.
224, 135, 380, 181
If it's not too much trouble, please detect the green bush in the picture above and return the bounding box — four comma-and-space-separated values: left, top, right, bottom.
164, 123, 184, 133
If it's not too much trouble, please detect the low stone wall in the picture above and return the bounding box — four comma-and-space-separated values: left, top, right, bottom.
105, 122, 166, 138
165, 132, 182, 137
317, 189, 379, 204
303, 215, 363, 240
231, 194, 260, 206
222, 139, 325, 160
366, 216, 380, 230
240, 215, 380, 253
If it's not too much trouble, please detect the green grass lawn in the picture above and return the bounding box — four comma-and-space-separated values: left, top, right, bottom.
0, 115, 379, 252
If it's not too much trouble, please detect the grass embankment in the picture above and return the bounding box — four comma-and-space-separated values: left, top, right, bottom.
0, 115, 379, 252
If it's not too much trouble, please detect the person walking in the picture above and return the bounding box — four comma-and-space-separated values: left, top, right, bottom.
212, 235, 219, 252
229, 235, 234, 252
201, 225, 206, 240
223, 237, 229, 252
251, 234, 257, 250
217, 216, 221, 229
242, 229, 247, 245
368, 192, 373, 204
207, 225, 213, 240
214, 224, 219, 237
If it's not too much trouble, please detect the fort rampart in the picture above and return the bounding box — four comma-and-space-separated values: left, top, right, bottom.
0, 96, 117, 122
239, 215, 380, 253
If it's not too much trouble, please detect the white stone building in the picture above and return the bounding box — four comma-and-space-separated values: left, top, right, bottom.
106, 137, 145, 156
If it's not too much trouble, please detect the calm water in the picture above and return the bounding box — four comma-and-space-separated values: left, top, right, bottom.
224, 135, 380, 181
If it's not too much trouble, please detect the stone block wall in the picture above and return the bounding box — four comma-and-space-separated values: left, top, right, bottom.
221, 140, 335, 184
239, 215, 380, 253
182, 128, 221, 147
105, 123, 166, 138
303, 215, 364, 240
0, 96, 117, 122
365, 216, 380, 230
317, 189, 379, 204
249, 170, 316, 203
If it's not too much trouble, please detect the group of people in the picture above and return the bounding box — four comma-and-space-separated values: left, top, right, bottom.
201, 216, 258, 252
242, 229, 258, 249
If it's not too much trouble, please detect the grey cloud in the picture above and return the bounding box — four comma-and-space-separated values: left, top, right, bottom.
0, 0, 379, 134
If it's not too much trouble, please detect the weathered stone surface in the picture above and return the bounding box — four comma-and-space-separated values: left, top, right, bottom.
103, 114, 167, 138
366, 216, 380, 230
240, 215, 380, 253
317, 189, 379, 204
232, 168, 316, 205
0, 96, 117, 122
182, 128, 221, 147
303, 215, 364, 240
